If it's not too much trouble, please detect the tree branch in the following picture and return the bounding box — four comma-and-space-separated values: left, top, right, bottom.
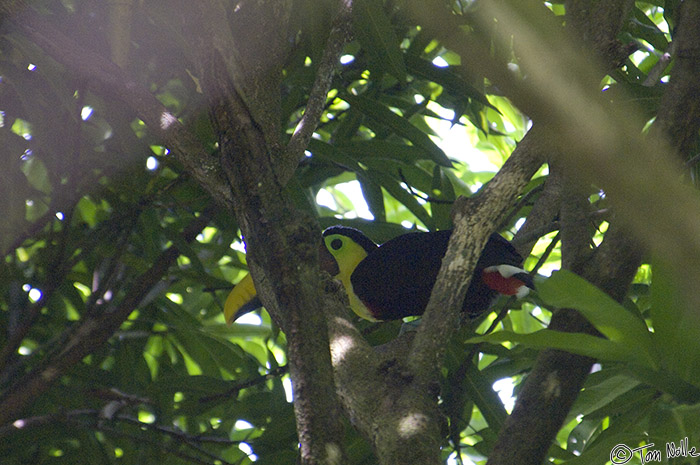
409, 125, 547, 383
650, 0, 700, 163
198, 365, 289, 404
643, 39, 676, 87
4, 407, 237, 462
182, 3, 348, 464
343, 125, 545, 464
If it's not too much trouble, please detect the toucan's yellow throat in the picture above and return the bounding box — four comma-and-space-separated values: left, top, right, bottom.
319, 227, 379, 321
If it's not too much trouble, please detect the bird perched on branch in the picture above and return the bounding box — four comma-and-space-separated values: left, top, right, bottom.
224, 226, 533, 324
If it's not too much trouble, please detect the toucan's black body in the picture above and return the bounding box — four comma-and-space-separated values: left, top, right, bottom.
336, 228, 531, 320
224, 226, 533, 324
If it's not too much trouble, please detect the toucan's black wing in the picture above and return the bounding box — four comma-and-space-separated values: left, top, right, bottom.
477, 233, 524, 268
350, 230, 452, 320
350, 230, 526, 320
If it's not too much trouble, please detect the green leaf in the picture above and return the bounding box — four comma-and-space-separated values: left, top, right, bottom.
469, 329, 636, 363
650, 257, 700, 382
357, 174, 386, 221
563, 400, 656, 465
336, 140, 436, 164
629, 7, 669, 51
352, 0, 407, 83
21, 156, 51, 195
367, 170, 434, 230
343, 94, 452, 167
537, 270, 657, 368
332, 107, 364, 141
405, 54, 496, 110
297, 0, 334, 63
462, 362, 507, 433
429, 165, 454, 229
565, 372, 640, 423
629, 368, 700, 403
648, 403, 700, 446
308, 138, 365, 172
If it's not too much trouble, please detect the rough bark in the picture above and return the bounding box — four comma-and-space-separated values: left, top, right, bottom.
651, 0, 700, 162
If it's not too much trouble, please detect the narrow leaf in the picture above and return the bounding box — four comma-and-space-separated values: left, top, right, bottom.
357, 174, 386, 221
537, 270, 656, 367
405, 53, 496, 110
651, 257, 700, 381
352, 0, 407, 83
469, 329, 637, 364
463, 362, 507, 432
367, 170, 434, 230
343, 94, 452, 167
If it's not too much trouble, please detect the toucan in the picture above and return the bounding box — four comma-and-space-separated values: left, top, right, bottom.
224, 226, 533, 324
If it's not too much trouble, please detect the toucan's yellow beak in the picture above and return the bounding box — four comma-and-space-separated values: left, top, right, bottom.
224, 273, 257, 325
224, 240, 340, 325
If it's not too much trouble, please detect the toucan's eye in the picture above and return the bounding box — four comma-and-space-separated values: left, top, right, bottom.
330, 238, 343, 250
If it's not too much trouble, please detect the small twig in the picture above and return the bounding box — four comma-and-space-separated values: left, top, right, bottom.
482, 303, 512, 336
510, 220, 559, 248
643, 39, 676, 87
198, 365, 288, 403
284, 0, 354, 168
114, 414, 237, 464
107, 413, 238, 446
93, 417, 234, 465
529, 231, 561, 276
511, 209, 608, 249
527, 310, 548, 326
499, 183, 544, 231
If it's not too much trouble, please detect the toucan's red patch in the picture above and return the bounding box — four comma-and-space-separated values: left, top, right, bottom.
482, 269, 528, 295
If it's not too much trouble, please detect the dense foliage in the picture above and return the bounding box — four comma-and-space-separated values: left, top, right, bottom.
1, 1, 699, 464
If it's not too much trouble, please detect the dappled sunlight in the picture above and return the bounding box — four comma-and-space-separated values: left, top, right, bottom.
238, 442, 258, 462
397, 412, 430, 438
236, 312, 262, 326
282, 375, 294, 402
316, 181, 374, 220
325, 442, 343, 464
492, 378, 516, 413
159, 110, 178, 130
329, 334, 356, 365
12, 419, 26, 429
